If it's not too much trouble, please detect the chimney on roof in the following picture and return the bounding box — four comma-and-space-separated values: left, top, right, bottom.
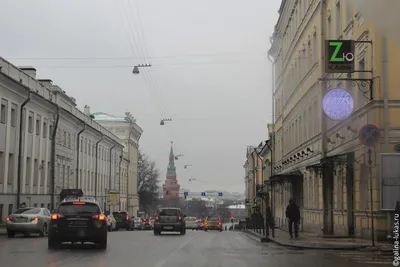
20, 67, 36, 79
38, 79, 53, 88
84, 105, 90, 116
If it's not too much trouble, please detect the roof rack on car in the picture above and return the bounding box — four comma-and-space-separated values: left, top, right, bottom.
62, 196, 97, 202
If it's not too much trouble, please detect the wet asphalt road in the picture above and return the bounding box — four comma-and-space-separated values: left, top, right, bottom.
0, 230, 392, 267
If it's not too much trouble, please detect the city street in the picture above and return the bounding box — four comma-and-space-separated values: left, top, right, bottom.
0, 230, 391, 267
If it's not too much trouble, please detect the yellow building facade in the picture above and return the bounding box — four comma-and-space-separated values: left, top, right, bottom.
269, 0, 400, 240
244, 146, 263, 217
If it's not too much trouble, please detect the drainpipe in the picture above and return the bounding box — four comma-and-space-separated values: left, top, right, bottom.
107, 145, 116, 212
382, 35, 391, 238
50, 106, 60, 209
118, 150, 123, 210
94, 135, 103, 198
16, 91, 31, 208
75, 124, 86, 189
268, 39, 276, 238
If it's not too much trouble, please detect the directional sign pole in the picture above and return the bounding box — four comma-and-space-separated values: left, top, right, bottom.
359, 124, 380, 247
367, 148, 375, 247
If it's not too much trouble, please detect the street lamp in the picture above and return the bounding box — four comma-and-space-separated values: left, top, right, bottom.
160, 117, 172, 125
175, 154, 183, 160
132, 64, 152, 75
184, 164, 192, 169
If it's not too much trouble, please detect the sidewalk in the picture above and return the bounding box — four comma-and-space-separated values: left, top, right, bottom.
244, 228, 392, 251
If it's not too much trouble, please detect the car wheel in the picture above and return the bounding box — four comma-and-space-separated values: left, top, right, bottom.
107, 226, 112, 232
180, 229, 186, 235
97, 237, 107, 250
39, 223, 47, 237
204, 229, 208, 232
48, 237, 60, 250
7, 231, 15, 238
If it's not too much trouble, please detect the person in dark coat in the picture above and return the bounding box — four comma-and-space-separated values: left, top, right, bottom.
285, 198, 300, 239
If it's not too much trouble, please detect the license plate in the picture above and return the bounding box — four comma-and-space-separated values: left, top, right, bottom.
164, 226, 173, 230
69, 221, 86, 226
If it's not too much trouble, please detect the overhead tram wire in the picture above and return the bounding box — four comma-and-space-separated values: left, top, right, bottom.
126, 0, 172, 119
113, 0, 166, 119
119, 0, 170, 120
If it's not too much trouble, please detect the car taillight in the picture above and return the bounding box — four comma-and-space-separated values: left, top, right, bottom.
31, 217, 39, 221
6, 217, 11, 222
126, 216, 129, 220
178, 216, 182, 221
155, 216, 159, 221
92, 214, 106, 221
51, 214, 63, 220
218, 222, 221, 225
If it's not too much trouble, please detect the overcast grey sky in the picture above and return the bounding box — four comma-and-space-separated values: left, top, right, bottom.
0, 0, 280, 193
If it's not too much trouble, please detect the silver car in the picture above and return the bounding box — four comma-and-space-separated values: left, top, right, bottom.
6, 207, 51, 238
185, 217, 199, 230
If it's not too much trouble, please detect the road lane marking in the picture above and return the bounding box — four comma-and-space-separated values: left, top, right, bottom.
153, 236, 194, 267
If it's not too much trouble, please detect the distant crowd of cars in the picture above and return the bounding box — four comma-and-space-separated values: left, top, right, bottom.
4, 198, 225, 251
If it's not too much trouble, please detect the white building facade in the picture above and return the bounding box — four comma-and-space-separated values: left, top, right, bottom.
0, 57, 137, 221
90, 111, 142, 217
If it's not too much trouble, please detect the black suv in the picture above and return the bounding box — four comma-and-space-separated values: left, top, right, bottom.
153, 207, 186, 235
48, 198, 107, 250
112, 211, 134, 231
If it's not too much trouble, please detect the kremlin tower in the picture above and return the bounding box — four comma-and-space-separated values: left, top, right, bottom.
162, 143, 180, 201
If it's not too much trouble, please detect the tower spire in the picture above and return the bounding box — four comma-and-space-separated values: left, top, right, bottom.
167, 142, 176, 176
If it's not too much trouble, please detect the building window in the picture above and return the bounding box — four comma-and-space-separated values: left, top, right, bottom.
28, 112, 34, 133
11, 103, 17, 127
336, 1, 342, 37
36, 115, 41, 135
1, 99, 8, 124
312, 33, 317, 63
49, 124, 53, 139
43, 121, 47, 138
358, 58, 366, 108
68, 133, 71, 148
346, 3, 352, 25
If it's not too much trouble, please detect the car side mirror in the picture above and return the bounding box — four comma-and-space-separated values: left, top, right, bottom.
183, 215, 187, 218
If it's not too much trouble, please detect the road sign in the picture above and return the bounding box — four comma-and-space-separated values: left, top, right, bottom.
184, 192, 188, 200
218, 192, 223, 197
326, 40, 355, 73
359, 124, 380, 147
201, 192, 206, 196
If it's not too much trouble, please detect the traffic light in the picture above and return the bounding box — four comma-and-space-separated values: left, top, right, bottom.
218, 192, 223, 197
230, 216, 234, 223
201, 192, 206, 196
184, 192, 188, 199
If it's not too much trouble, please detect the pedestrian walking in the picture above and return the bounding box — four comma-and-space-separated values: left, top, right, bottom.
285, 198, 300, 239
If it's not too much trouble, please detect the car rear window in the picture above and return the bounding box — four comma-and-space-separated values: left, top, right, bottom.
113, 212, 128, 220
159, 209, 178, 216
58, 202, 100, 216
185, 217, 196, 221
14, 208, 41, 214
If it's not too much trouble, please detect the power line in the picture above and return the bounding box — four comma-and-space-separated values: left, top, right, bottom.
9, 59, 263, 68
3, 52, 264, 60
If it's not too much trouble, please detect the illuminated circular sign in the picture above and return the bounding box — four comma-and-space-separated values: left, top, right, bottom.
322, 88, 354, 121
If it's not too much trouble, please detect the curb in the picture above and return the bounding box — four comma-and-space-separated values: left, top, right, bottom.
243, 230, 369, 251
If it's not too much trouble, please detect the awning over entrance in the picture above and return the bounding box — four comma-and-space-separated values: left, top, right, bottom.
305, 153, 350, 171
269, 171, 302, 183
